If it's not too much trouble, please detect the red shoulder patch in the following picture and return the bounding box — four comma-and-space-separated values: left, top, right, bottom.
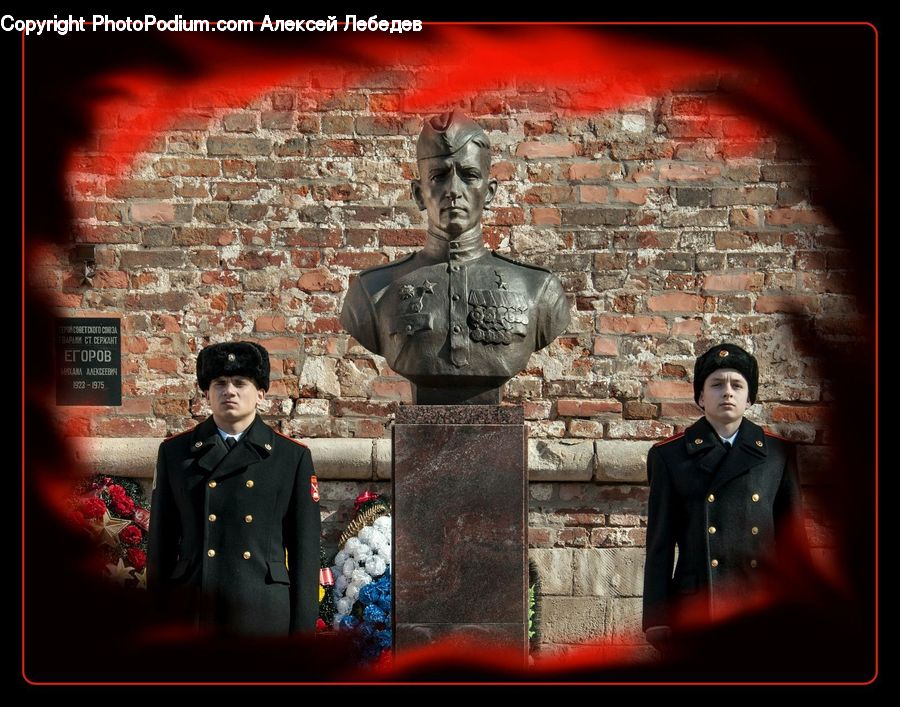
652, 432, 685, 448
273, 429, 309, 448
164, 426, 195, 441
310, 475, 320, 503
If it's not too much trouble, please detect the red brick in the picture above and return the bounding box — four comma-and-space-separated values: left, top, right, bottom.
575, 185, 607, 204
77, 225, 141, 244
147, 356, 178, 373
212, 182, 260, 201
592, 336, 618, 356
659, 163, 721, 181
304, 317, 342, 334
598, 315, 668, 334
516, 142, 577, 159
92, 271, 128, 289
531, 208, 561, 225
328, 252, 389, 270
528, 528, 554, 548
567, 162, 622, 180
492, 161, 516, 180
568, 419, 604, 438
93, 418, 166, 437
200, 270, 239, 287
254, 337, 299, 353
232, 250, 285, 269
646, 380, 694, 400
206, 136, 272, 156
368, 93, 401, 112
122, 336, 149, 354
613, 187, 648, 204
660, 401, 701, 419
107, 179, 174, 199
155, 158, 220, 177
624, 401, 658, 420
755, 296, 818, 314
153, 398, 189, 416
291, 251, 322, 268
771, 405, 830, 424
254, 315, 286, 332
765, 208, 829, 226
703, 273, 764, 292
370, 379, 413, 402
672, 319, 702, 337
558, 399, 622, 416
647, 293, 705, 312
298, 268, 343, 293
487, 207, 525, 226
555, 527, 589, 547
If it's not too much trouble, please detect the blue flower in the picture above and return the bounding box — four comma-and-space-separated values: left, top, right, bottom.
363, 604, 387, 624
375, 629, 392, 649
358, 583, 379, 606
339, 615, 360, 630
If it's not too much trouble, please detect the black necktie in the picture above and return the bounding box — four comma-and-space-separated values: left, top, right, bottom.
225, 436, 237, 450
723, 441, 732, 451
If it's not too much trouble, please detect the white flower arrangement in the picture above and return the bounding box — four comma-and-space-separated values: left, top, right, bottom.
331, 514, 392, 630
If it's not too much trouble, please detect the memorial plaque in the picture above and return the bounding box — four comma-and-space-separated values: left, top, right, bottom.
55, 317, 121, 406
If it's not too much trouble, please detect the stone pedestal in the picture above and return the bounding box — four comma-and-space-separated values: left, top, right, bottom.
392, 405, 528, 656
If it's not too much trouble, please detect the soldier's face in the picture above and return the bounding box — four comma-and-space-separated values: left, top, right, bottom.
413, 141, 498, 237
207, 375, 264, 428
698, 369, 750, 426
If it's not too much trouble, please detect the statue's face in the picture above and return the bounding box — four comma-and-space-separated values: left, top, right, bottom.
413, 141, 498, 237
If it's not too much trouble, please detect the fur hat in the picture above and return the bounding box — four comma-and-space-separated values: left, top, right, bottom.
693, 343, 759, 405
197, 341, 270, 391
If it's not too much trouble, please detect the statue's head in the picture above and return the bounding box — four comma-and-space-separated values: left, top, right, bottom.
411, 110, 498, 238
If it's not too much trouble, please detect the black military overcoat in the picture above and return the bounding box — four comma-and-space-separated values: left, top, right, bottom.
642, 416, 804, 631
148, 415, 321, 635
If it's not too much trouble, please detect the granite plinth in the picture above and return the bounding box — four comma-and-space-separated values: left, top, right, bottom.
392, 405, 527, 657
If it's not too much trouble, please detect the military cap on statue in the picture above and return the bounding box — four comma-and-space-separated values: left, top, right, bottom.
196, 341, 270, 391
693, 343, 759, 404
416, 109, 489, 160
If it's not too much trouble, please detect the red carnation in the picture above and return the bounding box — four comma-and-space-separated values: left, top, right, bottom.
110, 495, 135, 517
126, 548, 146, 572
120, 525, 142, 546
107, 484, 127, 500
315, 618, 327, 632
80, 497, 107, 520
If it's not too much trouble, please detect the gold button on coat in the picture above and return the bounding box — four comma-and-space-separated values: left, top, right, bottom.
694, 438, 703, 445
710, 559, 719, 568
208, 514, 217, 522
755, 440, 764, 447
246, 480, 254, 488
207, 549, 216, 557
708, 526, 716, 534
208, 481, 217, 488
194, 441, 203, 448
751, 493, 760, 502
707, 494, 715, 503
244, 515, 253, 523
264, 443, 272, 451
243, 551, 251, 560
751, 526, 759, 535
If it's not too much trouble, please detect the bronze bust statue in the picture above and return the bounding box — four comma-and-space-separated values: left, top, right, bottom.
340, 110, 570, 404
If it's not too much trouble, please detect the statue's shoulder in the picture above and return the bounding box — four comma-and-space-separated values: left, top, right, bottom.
490, 250, 552, 276
354, 252, 418, 293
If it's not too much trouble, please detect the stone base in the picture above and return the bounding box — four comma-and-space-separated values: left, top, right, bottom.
392, 405, 528, 658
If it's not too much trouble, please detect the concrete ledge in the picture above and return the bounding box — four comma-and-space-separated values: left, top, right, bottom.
594, 440, 653, 483
64, 437, 835, 486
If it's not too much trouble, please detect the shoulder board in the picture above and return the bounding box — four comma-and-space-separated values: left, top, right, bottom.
163, 427, 195, 442
653, 432, 685, 448
357, 252, 416, 277
491, 250, 552, 274
273, 429, 309, 448
762, 429, 792, 443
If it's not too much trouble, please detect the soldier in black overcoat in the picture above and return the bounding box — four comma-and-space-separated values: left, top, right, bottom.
148, 341, 321, 635
642, 344, 806, 649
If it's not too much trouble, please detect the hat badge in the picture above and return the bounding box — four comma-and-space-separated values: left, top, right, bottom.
718, 350, 729, 358
227, 353, 236, 361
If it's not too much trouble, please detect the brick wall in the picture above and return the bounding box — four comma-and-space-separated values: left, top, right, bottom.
34, 65, 859, 654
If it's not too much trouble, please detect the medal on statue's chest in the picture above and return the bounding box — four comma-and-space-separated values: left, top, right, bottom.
467, 270, 529, 345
